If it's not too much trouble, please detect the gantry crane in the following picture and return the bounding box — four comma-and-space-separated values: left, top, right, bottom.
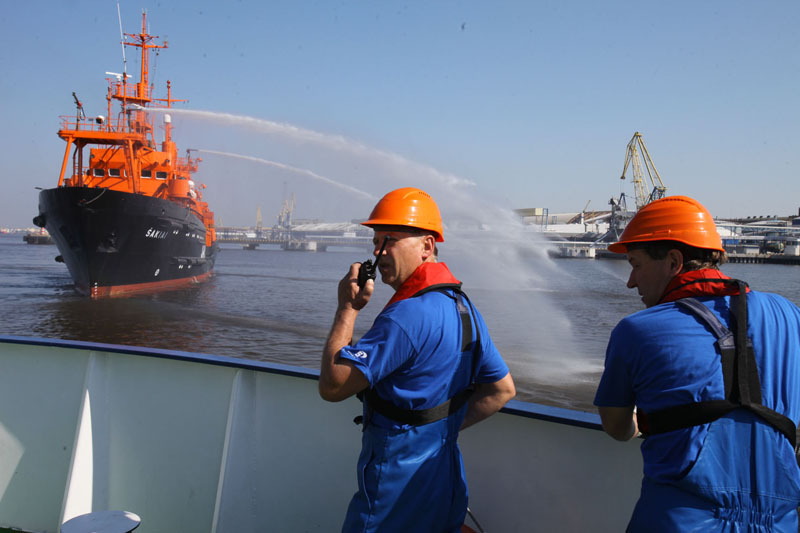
269, 194, 296, 241
620, 132, 667, 210
276, 193, 295, 229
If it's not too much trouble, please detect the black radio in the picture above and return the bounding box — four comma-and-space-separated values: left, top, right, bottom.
357, 236, 389, 288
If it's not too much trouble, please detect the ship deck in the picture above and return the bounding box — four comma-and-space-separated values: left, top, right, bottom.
0, 336, 642, 532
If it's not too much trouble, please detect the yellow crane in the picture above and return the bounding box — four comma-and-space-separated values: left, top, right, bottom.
620, 132, 667, 210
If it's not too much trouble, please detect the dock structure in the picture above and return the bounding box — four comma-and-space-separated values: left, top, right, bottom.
547, 241, 599, 259
726, 253, 800, 265
548, 241, 800, 265
217, 226, 372, 252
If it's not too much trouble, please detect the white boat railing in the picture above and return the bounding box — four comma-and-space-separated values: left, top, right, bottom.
0, 336, 642, 532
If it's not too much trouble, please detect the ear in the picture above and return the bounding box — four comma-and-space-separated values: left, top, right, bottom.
420, 234, 436, 260
666, 248, 684, 276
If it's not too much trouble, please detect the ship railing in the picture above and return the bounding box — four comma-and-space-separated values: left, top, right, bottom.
0, 336, 642, 532
175, 157, 199, 173
111, 81, 151, 101
59, 116, 128, 133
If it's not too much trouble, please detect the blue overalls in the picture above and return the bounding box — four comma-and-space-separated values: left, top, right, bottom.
342, 286, 479, 533
343, 409, 469, 532
629, 287, 800, 532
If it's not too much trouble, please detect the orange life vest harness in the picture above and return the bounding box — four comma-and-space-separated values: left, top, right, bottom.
639, 279, 797, 447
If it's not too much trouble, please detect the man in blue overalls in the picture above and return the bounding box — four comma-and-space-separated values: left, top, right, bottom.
319, 187, 515, 532
595, 195, 800, 531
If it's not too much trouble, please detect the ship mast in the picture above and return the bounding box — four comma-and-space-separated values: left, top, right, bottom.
112, 12, 167, 107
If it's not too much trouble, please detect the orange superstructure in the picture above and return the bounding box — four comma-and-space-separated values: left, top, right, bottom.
56, 13, 215, 248
35, 13, 218, 297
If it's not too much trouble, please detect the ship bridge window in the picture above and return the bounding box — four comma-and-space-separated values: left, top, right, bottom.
156, 171, 168, 180
108, 168, 121, 177
141, 170, 152, 178
92, 168, 105, 177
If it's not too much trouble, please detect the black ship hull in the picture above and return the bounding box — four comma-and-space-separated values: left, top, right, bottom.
37, 187, 218, 298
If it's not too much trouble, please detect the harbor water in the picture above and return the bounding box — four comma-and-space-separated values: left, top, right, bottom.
2, 233, 799, 412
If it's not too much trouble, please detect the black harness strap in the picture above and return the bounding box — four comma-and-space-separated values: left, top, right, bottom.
356, 283, 480, 427
363, 387, 474, 427
643, 282, 797, 447
414, 283, 475, 356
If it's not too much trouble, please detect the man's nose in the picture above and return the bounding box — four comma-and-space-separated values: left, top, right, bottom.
373, 236, 390, 257
626, 273, 636, 289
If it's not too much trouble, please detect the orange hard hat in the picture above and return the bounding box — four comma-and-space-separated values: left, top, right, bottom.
362, 187, 444, 242
608, 195, 723, 254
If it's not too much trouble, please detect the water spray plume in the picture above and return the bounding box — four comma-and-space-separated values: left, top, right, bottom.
195, 149, 376, 200
142, 107, 592, 392
145, 108, 475, 189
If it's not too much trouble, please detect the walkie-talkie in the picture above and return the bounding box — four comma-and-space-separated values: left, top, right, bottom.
357, 236, 389, 288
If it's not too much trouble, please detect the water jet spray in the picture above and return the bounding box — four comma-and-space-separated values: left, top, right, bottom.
142, 107, 475, 189
195, 148, 376, 200
141, 108, 605, 397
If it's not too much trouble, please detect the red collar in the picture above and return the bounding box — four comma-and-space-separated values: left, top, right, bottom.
659, 269, 748, 304
386, 262, 461, 308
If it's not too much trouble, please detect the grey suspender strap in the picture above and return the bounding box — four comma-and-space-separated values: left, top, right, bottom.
643, 284, 797, 447
356, 285, 479, 427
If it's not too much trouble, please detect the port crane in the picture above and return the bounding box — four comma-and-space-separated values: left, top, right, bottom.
599, 132, 667, 243
276, 194, 295, 228
620, 132, 667, 210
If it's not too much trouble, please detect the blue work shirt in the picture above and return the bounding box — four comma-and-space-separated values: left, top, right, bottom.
596, 291, 800, 481
341, 287, 509, 429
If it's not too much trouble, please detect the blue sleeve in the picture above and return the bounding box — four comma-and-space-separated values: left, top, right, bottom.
472, 308, 510, 384
338, 314, 415, 387
594, 320, 636, 407
747, 291, 800, 421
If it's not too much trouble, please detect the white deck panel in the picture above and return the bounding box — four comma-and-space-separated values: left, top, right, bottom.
0, 337, 641, 532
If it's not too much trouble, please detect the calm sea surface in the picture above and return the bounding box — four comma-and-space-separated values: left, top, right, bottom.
2, 233, 799, 412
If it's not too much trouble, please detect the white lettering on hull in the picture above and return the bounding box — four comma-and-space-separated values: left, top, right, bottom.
145, 228, 168, 239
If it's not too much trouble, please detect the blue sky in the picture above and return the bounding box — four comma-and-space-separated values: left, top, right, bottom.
2, 0, 798, 228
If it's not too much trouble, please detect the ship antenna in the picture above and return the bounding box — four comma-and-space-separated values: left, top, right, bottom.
117, 2, 128, 78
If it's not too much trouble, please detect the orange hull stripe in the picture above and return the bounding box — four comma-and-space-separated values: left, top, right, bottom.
89, 270, 213, 299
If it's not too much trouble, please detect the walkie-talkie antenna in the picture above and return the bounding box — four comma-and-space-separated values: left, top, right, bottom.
357, 236, 390, 288
372, 236, 389, 270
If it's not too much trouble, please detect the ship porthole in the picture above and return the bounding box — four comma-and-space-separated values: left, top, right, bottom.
154, 268, 160, 277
